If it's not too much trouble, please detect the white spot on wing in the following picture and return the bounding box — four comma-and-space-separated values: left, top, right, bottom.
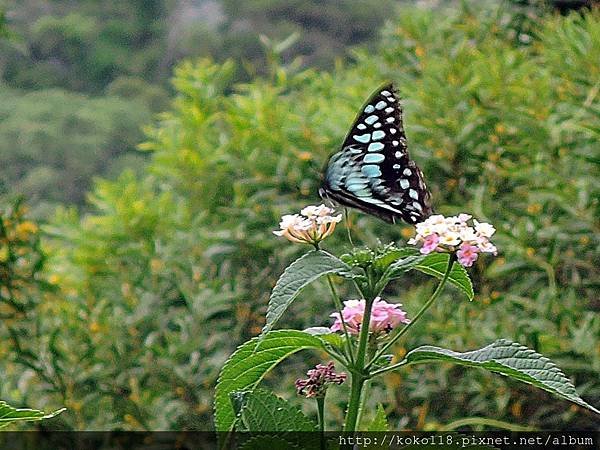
365, 115, 378, 125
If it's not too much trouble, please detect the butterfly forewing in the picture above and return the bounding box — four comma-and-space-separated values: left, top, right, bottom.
320, 83, 432, 224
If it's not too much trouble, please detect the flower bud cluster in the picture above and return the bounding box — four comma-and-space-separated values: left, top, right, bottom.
295, 361, 347, 398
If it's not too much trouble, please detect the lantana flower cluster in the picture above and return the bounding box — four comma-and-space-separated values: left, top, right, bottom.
273, 204, 342, 246
295, 361, 347, 398
330, 297, 410, 335
408, 214, 497, 267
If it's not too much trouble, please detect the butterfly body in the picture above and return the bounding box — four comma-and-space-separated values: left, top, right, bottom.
320, 84, 432, 224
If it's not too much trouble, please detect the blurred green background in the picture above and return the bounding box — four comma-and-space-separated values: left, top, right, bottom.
0, 0, 598, 431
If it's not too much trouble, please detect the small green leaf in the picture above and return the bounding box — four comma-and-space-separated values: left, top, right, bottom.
365, 404, 389, 431
387, 254, 425, 278
415, 253, 474, 300
373, 246, 418, 271
401, 339, 600, 415
303, 327, 344, 349
237, 389, 317, 432
214, 330, 325, 431
262, 251, 349, 336
0, 401, 65, 428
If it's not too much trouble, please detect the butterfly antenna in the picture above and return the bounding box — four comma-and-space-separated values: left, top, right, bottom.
344, 208, 355, 248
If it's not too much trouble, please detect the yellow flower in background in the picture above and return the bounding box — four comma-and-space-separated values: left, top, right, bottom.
15, 221, 38, 240
0, 245, 9, 262
297, 151, 312, 161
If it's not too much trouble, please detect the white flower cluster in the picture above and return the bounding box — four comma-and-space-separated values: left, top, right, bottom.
408, 214, 497, 267
274, 204, 342, 245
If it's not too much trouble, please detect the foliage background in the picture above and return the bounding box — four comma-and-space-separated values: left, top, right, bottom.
0, 0, 599, 431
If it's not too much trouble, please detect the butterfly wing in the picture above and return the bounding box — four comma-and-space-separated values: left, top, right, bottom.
320, 83, 432, 224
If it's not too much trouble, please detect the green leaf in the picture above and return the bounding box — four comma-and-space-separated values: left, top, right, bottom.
415, 253, 474, 300
401, 339, 600, 415
373, 246, 419, 272
303, 327, 344, 349
387, 254, 425, 278
365, 403, 389, 431
214, 330, 325, 431
262, 251, 350, 336
0, 401, 65, 428
237, 388, 317, 432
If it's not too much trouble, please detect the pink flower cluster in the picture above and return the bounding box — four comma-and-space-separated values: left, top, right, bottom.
295, 361, 347, 398
330, 297, 410, 335
408, 214, 497, 267
273, 204, 342, 245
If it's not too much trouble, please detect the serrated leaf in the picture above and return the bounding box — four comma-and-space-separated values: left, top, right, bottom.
387, 254, 425, 278
365, 404, 389, 431
214, 330, 325, 431
262, 251, 350, 336
373, 247, 419, 271
401, 339, 600, 415
415, 253, 474, 300
0, 401, 65, 428
237, 389, 317, 432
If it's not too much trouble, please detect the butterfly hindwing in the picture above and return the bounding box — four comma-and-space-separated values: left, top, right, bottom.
320, 83, 432, 224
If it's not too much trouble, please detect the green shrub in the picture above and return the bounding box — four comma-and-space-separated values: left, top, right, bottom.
0, 87, 155, 214
2, 4, 598, 430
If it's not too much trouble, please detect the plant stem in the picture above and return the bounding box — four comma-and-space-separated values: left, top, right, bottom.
326, 274, 355, 365
316, 396, 326, 450
439, 416, 536, 432
344, 372, 365, 432
343, 295, 374, 431
366, 253, 456, 372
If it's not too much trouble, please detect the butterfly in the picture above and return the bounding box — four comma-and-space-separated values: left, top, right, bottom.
319, 83, 433, 224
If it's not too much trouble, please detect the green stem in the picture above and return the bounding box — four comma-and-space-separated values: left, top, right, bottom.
316, 396, 326, 450
344, 372, 365, 432
366, 253, 456, 372
343, 294, 374, 431
368, 359, 407, 377
439, 417, 536, 432
326, 274, 355, 365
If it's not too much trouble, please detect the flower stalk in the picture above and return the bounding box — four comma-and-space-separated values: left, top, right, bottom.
343, 292, 375, 431
367, 253, 456, 372
316, 396, 326, 450
326, 274, 355, 364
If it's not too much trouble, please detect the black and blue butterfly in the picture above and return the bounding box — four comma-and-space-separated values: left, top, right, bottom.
320, 83, 432, 224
